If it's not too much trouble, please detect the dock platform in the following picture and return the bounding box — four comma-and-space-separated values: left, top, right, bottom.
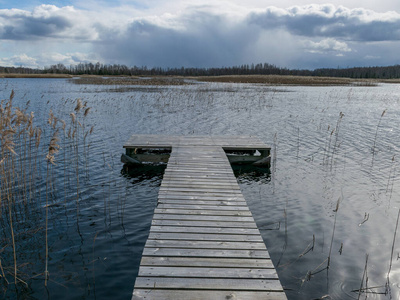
125, 135, 286, 300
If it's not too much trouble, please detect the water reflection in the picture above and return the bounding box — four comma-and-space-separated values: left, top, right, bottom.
121, 163, 167, 184
232, 164, 271, 184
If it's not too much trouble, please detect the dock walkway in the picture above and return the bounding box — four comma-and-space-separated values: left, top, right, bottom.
126, 135, 286, 300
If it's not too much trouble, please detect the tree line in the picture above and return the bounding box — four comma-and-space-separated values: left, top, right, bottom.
1, 62, 400, 79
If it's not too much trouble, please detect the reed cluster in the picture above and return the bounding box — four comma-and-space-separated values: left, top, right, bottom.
0, 91, 93, 293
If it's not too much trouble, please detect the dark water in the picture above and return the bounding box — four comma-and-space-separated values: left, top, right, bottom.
1, 78, 400, 299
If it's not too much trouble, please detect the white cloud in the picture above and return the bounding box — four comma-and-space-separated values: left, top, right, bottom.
37, 52, 100, 66
249, 4, 400, 41
304, 38, 352, 54
0, 54, 38, 68
0, 5, 98, 40
0, 51, 100, 68
364, 55, 381, 60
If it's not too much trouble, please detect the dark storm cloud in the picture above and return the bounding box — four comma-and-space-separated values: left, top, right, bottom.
94, 4, 400, 67
248, 4, 400, 41
0, 15, 72, 40
96, 11, 258, 67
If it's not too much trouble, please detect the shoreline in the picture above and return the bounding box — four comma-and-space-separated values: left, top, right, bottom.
1, 73, 399, 86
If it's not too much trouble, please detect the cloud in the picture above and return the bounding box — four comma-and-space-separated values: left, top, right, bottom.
0, 52, 99, 68
1, 3, 400, 69
0, 54, 38, 68
95, 10, 257, 67
303, 38, 352, 54
249, 4, 400, 41
0, 5, 96, 40
37, 52, 100, 66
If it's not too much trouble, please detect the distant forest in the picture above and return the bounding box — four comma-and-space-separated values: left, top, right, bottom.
1, 62, 400, 79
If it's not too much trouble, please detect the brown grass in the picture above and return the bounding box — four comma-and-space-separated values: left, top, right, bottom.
3, 73, 400, 85
71, 76, 189, 86
195, 74, 379, 86
0, 73, 73, 78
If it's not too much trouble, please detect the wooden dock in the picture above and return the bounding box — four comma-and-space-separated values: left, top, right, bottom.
125, 135, 286, 300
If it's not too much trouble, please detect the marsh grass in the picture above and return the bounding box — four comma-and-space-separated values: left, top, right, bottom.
0, 74, 73, 79
0, 91, 93, 293
195, 75, 379, 86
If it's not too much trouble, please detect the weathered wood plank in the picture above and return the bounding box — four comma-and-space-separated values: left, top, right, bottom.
161, 182, 240, 189
153, 208, 252, 216
160, 186, 241, 192
143, 247, 269, 258
157, 194, 245, 201
156, 203, 249, 210
139, 256, 274, 268
161, 179, 239, 185
149, 225, 261, 235
145, 240, 267, 250
151, 219, 258, 228
134, 277, 283, 291
158, 189, 243, 196
165, 169, 232, 173
157, 199, 247, 205
138, 266, 277, 278
162, 174, 237, 180
152, 214, 255, 222
148, 232, 263, 242
132, 290, 287, 300
124, 134, 270, 148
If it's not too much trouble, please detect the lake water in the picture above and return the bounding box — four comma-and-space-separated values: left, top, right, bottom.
1, 78, 400, 299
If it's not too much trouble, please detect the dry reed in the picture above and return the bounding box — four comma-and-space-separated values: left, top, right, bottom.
0, 92, 93, 291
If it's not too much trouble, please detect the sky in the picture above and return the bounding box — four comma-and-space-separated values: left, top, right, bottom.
0, 0, 399, 70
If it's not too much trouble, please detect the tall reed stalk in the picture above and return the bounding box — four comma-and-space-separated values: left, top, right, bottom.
0, 92, 93, 291
371, 109, 387, 168
328, 197, 341, 268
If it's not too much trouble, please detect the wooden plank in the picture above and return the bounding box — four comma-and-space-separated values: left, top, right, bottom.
156, 203, 249, 210
138, 266, 277, 278
161, 179, 239, 185
157, 194, 245, 201
160, 183, 241, 194
161, 181, 240, 188
165, 169, 233, 174
158, 189, 243, 195
149, 225, 261, 235
164, 169, 233, 174
139, 256, 274, 268
163, 172, 234, 177
154, 208, 252, 216
168, 159, 228, 164
132, 290, 287, 300
148, 232, 263, 242
145, 240, 267, 250
160, 185, 241, 191
152, 214, 255, 222
157, 200, 247, 206
143, 248, 269, 258
134, 277, 283, 291
124, 134, 270, 149
151, 219, 258, 228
